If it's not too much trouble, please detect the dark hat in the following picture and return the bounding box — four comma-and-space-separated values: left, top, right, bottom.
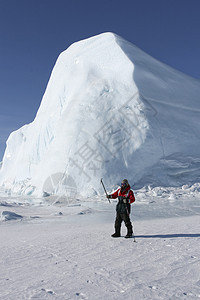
121, 179, 129, 186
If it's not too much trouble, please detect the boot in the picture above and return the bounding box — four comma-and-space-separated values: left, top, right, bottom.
125, 228, 133, 238
125, 232, 132, 238
125, 222, 133, 238
111, 232, 121, 238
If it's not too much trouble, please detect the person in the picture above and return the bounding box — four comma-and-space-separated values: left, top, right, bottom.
107, 179, 135, 238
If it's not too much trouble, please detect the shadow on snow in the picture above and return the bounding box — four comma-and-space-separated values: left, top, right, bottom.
135, 233, 200, 239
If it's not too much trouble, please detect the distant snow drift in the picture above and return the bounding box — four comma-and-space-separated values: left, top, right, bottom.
0, 32, 200, 197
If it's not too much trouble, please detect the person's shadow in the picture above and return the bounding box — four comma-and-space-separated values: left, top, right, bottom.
135, 233, 200, 239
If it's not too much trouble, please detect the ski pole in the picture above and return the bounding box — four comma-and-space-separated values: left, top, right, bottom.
100, 178, 111, 203
132, 221, 136, 242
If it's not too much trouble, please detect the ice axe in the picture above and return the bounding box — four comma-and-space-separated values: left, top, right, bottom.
100, 178, 111, 203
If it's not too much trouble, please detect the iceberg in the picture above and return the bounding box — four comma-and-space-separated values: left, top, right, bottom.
0, 32, 200, 197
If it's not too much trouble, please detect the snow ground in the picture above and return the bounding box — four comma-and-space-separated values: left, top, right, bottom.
0, 187, 200, 300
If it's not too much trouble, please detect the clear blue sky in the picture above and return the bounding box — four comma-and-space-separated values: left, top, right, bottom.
0, 0, 200, 160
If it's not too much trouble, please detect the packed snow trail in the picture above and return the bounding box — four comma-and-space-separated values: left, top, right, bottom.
0, 214, 200, 300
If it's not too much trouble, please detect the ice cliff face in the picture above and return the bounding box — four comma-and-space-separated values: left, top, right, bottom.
0, 32, 200, 197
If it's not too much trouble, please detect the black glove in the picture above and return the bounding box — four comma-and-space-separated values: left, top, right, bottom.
106, 194, 112, 199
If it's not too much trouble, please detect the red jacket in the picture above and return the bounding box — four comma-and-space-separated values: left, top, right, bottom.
111, 184, 135, 204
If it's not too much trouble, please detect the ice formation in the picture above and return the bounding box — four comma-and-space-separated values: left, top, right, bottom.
0, 32, 200, 197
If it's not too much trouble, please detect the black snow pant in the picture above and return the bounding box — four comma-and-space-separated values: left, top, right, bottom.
114, 212, 133, 236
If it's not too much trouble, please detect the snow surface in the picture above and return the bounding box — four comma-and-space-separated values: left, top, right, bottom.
0, 32, 200, 197
0, 185, 200, 300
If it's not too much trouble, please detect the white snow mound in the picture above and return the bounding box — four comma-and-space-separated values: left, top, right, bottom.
0, 32, 200, 198
1, 211, 23, 221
